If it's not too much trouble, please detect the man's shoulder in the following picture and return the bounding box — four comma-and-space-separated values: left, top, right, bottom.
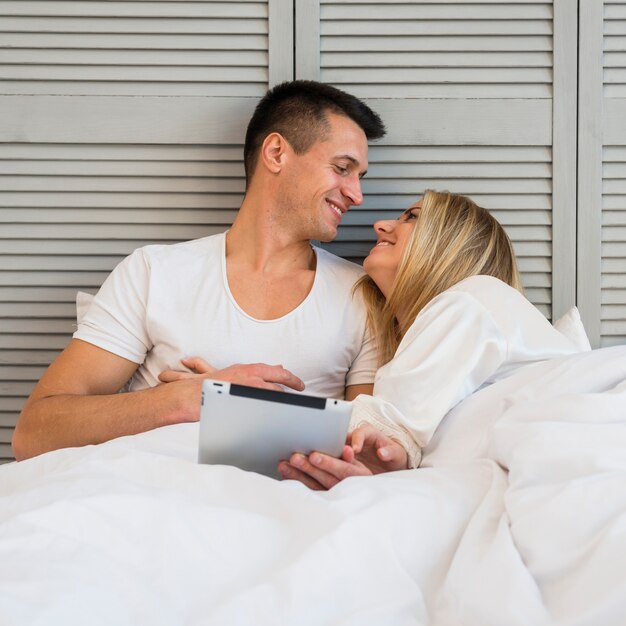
314, 246, 366, 282
139, 231, 224, 264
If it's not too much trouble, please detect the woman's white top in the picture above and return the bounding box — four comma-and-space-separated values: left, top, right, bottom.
350, 275, 581, 466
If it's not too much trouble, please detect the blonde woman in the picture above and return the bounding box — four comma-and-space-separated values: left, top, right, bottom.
279, 190, 580, 489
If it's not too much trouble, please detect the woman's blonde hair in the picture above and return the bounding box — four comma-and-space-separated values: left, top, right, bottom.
358, 190, 523, 366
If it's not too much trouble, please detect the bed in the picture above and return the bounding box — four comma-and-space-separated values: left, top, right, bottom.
1, 341, 626, 625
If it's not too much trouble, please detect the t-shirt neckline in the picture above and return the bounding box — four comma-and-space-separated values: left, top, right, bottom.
219, 231, 320, 324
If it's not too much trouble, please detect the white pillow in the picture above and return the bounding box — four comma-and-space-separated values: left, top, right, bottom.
553, 306, 592, 352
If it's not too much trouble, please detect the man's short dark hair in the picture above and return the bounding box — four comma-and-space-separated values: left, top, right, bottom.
243, 80, 386, 186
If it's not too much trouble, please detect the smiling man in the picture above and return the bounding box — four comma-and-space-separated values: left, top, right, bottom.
13, 81, 386, 460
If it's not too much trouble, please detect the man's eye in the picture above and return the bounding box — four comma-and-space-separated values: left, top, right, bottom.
334, 165, 348, 175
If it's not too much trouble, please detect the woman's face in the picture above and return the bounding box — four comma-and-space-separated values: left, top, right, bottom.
363, 201, 421, 298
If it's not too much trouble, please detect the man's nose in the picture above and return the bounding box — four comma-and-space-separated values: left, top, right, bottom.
342, 174, 363, 206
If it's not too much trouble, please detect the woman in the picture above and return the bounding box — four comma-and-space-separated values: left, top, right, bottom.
278, 190, 580, 489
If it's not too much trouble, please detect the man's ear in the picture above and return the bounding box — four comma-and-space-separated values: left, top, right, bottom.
259, 132, 289, 174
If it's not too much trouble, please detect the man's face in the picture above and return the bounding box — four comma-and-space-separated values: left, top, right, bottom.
278, 112, 369, 242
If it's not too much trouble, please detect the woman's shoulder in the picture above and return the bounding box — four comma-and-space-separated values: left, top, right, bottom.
444, 275, 540, 324
448, 274, 522, 300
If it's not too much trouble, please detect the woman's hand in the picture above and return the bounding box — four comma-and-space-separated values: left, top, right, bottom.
278, 425, 408, 490
158, 357, 305, 392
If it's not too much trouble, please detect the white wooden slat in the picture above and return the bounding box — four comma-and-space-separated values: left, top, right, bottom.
0, 350, 62, 366
0, 241, 174, 255
1, 176, 245, 193
321, 51, 553, 68
268, 0, 293, 86
602, 288, 626, 304
0, 397, 31, 411
0, 336, 71, 351
323, 67, 552, 84
0, 96, 258, 143
0, 143, 244, 161
0, 33, 268, 49
601, 5, 626, 347
322, 35, 553, 52
602, 212, 626, 227
322, 3, 552, 20
603, 226, 626, 241
0, 65, 267, 83
369, 145, 552, 162
602, 304, 626, 318
336, 84, 551, 98
322, 0, 549, 3
578, 0, 604, 347
604, 51, 626, 67
0, 192, 244, 209
0, 413, 20, 428
551, 0, 578, 318
602, 273, 626, 288
605, 35, 626, 51
340, 209, 551, 226
0, 82, 267, 97
0, 161, 244, 177
603, 258, 626, 272
0, 443, 15, 462
2, 224, 227, 240
605, 3, 626, 18
0, 271, 110, 286
367, 163, 551, 179
0, 49, 267, 66
0, 17, 267, 34
0, 257, 123, 272
295, 0, 320, 80
360, 194, 552, 211
365, 100, 552, 146
0, 302, 78, 317
333, 224, 550, 242
605, 20, 626, 36
4, 319, 77, 334
0, 1, 267, 18
321, 20, 552, 37
362, 179, 552, 194
0, 382, 38, 397
0, 209, 239, 224
0, 286, 93, 301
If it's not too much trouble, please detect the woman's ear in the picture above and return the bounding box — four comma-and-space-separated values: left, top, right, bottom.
259, 132, 289, 175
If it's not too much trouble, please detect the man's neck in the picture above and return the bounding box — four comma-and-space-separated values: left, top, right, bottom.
226, 196, 315, 274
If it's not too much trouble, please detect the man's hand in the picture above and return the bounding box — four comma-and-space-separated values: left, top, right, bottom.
277, 425, 408, 490
158, 357, 305, 392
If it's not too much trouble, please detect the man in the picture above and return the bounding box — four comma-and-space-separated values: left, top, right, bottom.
12, 81, 386, 461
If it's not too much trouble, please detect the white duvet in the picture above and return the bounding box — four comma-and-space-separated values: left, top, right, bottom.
1, 346, 626, 626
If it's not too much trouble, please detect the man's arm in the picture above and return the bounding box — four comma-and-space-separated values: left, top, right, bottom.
13, 339, 180, 461
13, 340, 304, 461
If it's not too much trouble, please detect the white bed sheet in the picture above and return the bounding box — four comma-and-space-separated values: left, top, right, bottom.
1, 346, 626, 626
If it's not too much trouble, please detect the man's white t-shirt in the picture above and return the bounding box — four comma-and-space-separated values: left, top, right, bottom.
74, 232, 376, 399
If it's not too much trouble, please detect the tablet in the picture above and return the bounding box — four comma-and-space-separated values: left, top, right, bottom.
198, 379, 353, 479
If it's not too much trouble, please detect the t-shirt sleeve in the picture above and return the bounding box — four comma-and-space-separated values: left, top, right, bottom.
345, 324, 378, 387
349, 290, 508, 464
73, 248, 153, 364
